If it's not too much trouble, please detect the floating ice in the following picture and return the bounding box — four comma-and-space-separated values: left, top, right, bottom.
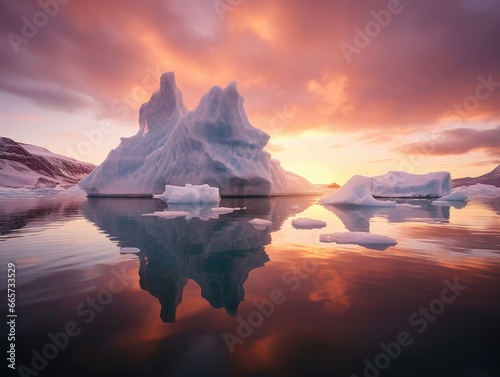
370, 171, 452, 198
120, 247, 141, 254
142, 205, 247, 221
397, 203, 422, 208
59, 185, 87, 197
142, 210, 191, 219
319, 175, 396, 207
154, 184, 220, 204
320, 232, 397, 249
0, 186, 63, 199
249, 218, 273, 230
210, 206, 245, 214
437, 190, 468, 202
292, 218, 327, 229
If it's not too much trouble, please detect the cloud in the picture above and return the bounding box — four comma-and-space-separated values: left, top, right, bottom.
470, 159, 500, 167
397, 126, 500, 157
0, 0, 500, 135
0, 76, 96, 111
307, 74, 353, 116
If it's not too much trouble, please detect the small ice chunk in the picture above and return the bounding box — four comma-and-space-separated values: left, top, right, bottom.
438, 190, 468, 201
120, 247, 141, 254
397, 203, 422, 208
292, 218, 327, 229
249, 218, 273, 230
154, 184, 220, 204
210, 207, 235, 214
210, 207, 245, 214
142, 211, 190, 219
319, 175, 396, 207
320, 232, 397, 248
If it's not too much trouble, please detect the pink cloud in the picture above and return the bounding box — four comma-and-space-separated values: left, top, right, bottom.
0, 0, 499, 136
397, 126, 500, 157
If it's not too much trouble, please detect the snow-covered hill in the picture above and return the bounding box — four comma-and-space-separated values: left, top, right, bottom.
0, 137, 95, 188
453, 165, 500, 188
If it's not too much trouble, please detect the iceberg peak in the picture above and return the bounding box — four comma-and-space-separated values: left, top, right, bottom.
80, 72, 318, 197
138, 71, 187, 134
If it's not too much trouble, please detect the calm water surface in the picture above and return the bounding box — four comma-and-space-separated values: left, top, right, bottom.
1, 194, 499, 377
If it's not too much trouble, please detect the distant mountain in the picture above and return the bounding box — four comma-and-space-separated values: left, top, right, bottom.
0, 137, 95, 188
453, 165, 500, 188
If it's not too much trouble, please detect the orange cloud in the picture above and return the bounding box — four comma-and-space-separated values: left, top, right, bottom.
1, 0, 500, 177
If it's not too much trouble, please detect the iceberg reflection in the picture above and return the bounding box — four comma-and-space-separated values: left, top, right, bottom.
81, 196, 314, 321
323, 199, 463, 232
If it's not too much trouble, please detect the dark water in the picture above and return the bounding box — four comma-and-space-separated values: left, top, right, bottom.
1, 194, 499, 377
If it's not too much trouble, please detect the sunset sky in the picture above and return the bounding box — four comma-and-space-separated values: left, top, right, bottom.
1, 0, 499, 184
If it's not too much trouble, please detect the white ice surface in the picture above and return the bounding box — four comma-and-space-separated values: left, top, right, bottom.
319, 175, 396, 207
119, 247, 141, 254
397, 203, 423, 208
21, 143, 68, 159
142, 211, 191, 219
457, 183, 500, 196
291, 218, 327, 229
0, 186, 64, 199
437, 190, 468, 202
141, 205, 245, 221
210, 206, 245, 214
154, 184, 220, 204
370, 171, 452, 198
59, 185, 87, 197
249, 218, 273, 230
319, 232, 397, 246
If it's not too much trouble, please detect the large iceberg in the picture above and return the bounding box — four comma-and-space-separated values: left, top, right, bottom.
370, 171, 452, 198
79, 73, 317, 197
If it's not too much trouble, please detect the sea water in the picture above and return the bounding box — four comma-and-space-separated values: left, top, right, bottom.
1, 194, 499, 377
